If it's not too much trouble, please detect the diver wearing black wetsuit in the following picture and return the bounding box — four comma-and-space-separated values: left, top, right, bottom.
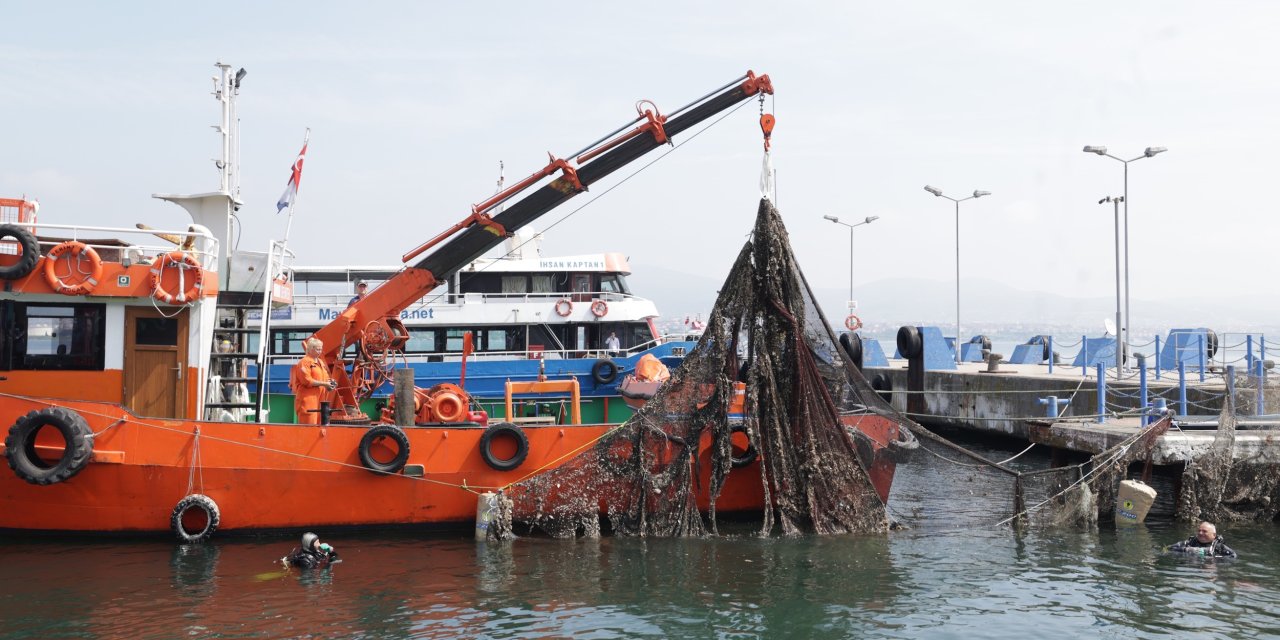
1169, 522, 1237, 558
283, 532, 340, 569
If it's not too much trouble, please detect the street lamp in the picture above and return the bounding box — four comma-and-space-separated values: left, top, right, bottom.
1082, 145, 1167, 366
1099, 195, 1124, 378
923, 185, 991, 364
823, 215, 879, 309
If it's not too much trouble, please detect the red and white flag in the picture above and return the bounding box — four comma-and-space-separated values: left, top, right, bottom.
276, 140, 308, 213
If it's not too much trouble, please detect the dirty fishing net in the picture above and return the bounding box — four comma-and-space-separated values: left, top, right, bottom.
1178, 385, 1280, 522
491, 198, 919, 538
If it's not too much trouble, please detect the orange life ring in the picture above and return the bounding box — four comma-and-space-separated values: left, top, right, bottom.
590, 299, 608, 318
554, 298, 573, 317
150, 251, 204, 304
42, 241, 103, 295
844, 314, 862, 332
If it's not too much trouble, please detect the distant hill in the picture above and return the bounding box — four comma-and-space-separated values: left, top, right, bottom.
628, 263, 1280, 335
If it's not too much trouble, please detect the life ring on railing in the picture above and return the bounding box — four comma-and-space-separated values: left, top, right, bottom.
479, 422, 529, 471
554, 298, 573, 317
358, 425, 410, 475
591, 358, 619, 385
844, 314, 862, 332
590, 299, 609, 318
0, 224, 40, 281
4, 407, 95, 485
171, 494, 220, 543
42, 241, 103, 295
150, 251, 204, 304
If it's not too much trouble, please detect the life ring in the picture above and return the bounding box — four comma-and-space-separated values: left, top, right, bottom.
590, 300, 609, 318
149, 251, 204, 304
554, 298, 573, 317
0, 224, 40, 280
844, 314, 862, 332
591, 358, 619, 385
4, 407, 95, 485
479, 422, 529, 472
358, 425, 411, 474
729, 423, 758, 468
42, 241, 103, 295
171, 494, 221, 543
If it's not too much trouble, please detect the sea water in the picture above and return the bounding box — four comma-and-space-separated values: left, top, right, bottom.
1, 437, 1275, 639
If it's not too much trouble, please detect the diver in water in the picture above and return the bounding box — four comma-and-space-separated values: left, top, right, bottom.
282, 532, 340, 569
1168, 521, 1237, 558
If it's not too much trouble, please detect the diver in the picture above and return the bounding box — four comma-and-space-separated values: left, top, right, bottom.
282, 532, 340, 569
1168, 521, 1237, 558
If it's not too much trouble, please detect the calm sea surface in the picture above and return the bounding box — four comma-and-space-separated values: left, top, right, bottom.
2, 436, 1277, 639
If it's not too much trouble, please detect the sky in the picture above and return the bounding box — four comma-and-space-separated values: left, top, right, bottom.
3, 2, 1278, 327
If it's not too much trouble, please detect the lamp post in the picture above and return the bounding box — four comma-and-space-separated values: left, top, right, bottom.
1083, 145, 1167, 369
924, 185, 991, 364
1099, 195, 1124, 379
823, 215, 879, 310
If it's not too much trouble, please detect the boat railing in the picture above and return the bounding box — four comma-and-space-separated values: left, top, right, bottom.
11, 220, 220, 271
285, 290, 646, 309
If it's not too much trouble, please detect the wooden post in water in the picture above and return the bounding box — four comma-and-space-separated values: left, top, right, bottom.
394, 368, 415, 426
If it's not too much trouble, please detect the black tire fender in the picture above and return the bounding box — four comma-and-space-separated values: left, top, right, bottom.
870, 373, 894, 404
839, 332, 863, 366
591, 358, 619, 385
0, 224, 39, 281
358, 425, 411, 474
4, 407, 94, 485
896, 326, 922, 359
171, 494, 220, 543
479, 422, 529, 472
729, 423, 758, 468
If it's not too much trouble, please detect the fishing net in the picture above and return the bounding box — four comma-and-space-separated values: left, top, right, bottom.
1177, 388, 1280, 522
490, 198, 918, 538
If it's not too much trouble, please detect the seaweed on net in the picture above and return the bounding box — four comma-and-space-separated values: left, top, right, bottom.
489, 198, 914, 538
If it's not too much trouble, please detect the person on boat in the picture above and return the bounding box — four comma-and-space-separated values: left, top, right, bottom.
605, 331, 621, 355
347, 280, 368, 308
291, 337, 336, 425
1168, 521, 1237, 558
282, 532, 339, 569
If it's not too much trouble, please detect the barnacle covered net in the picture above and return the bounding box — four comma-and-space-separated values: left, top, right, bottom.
492, 198, 918, 538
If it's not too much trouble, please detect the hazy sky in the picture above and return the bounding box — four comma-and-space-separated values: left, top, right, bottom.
3, 2, 1277, 317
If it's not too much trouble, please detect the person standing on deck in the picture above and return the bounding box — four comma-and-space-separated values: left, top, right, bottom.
347, 280, 368, 308
291, 337, 336, 424
605, 331, 621, 355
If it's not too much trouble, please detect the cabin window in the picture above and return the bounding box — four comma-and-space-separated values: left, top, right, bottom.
501, 276, 527, 294
484, 329, 518, 352
0, 302, 105, 371
445, 329, 467, 352
531, 275, 554, 293
271, 330, 316, 356
135, 317, 179, 346
600, 275, 623, 294
405, 329, 437, 353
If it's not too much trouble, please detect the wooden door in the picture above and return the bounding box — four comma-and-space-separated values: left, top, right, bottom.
124, 307, 189, 418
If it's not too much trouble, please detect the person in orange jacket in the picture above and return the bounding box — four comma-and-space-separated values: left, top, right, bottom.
291, 337, 336, 424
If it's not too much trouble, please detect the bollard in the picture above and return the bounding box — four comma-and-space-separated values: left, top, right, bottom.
1096, 363, 1107, 423
1178, 361, 1188, 417
1138, 355, 1149, 425
1154, 335, 1161, 380
1048, 336, 1055, 374
1153, 398, 1168, 423
1038, 395, 1069, 418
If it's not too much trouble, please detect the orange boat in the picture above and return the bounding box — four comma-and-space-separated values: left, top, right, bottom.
0, 64, 900, 540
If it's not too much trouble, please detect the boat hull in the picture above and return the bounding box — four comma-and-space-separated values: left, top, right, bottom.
0, 396, 898, 536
